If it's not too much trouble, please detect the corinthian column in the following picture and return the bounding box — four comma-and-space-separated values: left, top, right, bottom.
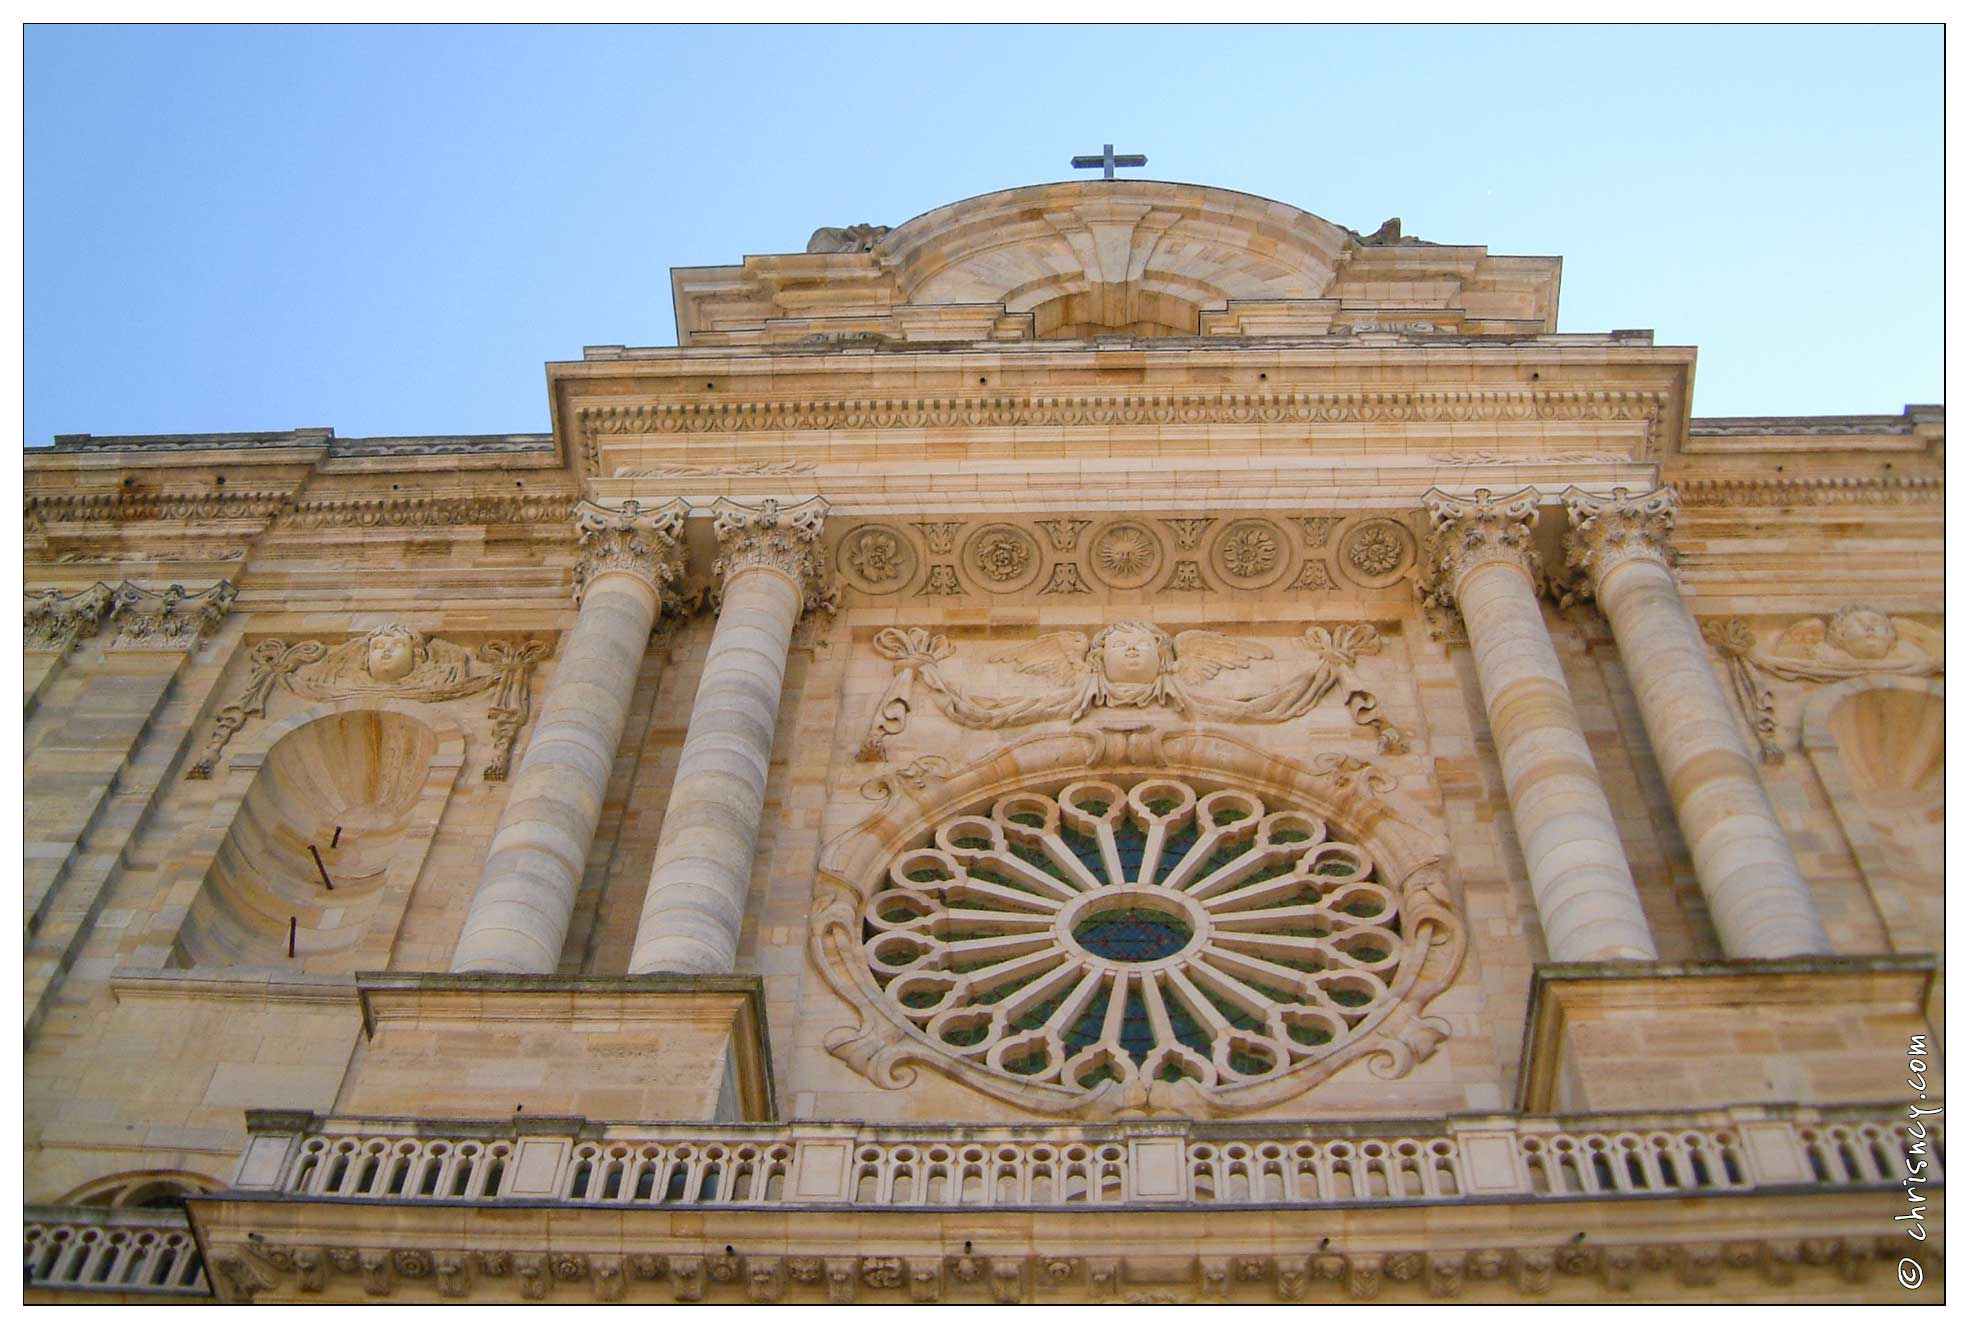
629, 496, 830, 975
1421, 487, 1657, 962
451, 498, 688, 973
1562, 487, 1830, 958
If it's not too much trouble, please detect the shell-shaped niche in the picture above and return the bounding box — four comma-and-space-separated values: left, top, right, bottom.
1827, 685, 1943, 876
174, 709, 445, 972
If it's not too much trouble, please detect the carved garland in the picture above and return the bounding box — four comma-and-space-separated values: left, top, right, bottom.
1703, 607, 1944, 762
187, 626, 549, 781
858, 621, 1405, 760
815, 729, 1461, 1119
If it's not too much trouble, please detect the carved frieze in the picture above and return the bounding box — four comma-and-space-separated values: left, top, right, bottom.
857, 620, 1406, 756
187, 624, 548, 781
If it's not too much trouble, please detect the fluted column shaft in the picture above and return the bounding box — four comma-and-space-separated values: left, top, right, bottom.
1564, 487, 1830, 958
1423, 488, 1657, 962
451, 499, 687, 973
630, 497, 829, 975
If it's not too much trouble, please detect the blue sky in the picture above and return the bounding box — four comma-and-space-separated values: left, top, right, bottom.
23, 23, 1942, 443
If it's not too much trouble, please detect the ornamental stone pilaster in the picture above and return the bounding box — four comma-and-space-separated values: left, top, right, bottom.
1420, 487, 1657, 962
629, 496, 830, 976
1562, 486, 1830, 958
451, 498, 688, 974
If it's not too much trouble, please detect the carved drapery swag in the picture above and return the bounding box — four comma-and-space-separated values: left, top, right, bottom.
188, 625, 548, 780
859, 620, 1405, 760
1704, 607, 1944, 762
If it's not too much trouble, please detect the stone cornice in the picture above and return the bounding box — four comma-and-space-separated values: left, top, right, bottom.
1673, 474, 1943, 506
278, 493, 583, 529
26, 491, 292, 524
577, 388, 1670, 469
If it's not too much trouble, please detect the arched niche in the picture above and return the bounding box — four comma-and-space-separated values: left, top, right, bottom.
1801, 677, 1944, 954
171, 699, 464, 973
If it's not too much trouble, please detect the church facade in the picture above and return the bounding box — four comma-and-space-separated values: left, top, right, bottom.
23, 180, 1944, 1303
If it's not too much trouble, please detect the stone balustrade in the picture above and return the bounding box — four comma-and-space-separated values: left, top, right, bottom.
24, 1206, 211, 1297
228, 1104, 1935, 1211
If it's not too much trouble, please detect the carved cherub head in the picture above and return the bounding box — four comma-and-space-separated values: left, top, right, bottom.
362, 625, 426, 683
1088, 621, 1176, 685
992, 620, 1272, 693
1827, 604, 1898, 661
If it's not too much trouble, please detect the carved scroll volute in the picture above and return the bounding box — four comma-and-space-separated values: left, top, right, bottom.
1417, 486, 1544, 618
710, 496, 832, 612
106, 580, 238, 650
571, 497, 689, 605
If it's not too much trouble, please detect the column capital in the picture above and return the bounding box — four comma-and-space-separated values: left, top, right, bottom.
571, 497, 689, 604
24, 582, 114, 653
711, 496, 832, 611
1417, 486, 1544, 613
1560, 485, 1679, 596
106, 579, 237, 650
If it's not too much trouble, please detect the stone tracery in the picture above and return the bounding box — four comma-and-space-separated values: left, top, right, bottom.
860, 776, 1407, 1098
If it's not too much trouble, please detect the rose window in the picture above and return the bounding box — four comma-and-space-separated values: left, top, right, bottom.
861, 776, 1406, 1093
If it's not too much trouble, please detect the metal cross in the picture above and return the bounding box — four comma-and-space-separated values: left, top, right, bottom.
1070, 144, 1147, 181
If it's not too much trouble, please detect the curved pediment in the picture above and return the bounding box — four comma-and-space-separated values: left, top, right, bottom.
874, 181, 1353, 335
671, 179, 1560, 344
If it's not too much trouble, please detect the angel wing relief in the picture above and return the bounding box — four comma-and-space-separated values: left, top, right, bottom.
859, 620, 1406, 759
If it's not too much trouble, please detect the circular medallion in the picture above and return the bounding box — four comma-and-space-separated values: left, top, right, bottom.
1210, 518, 1289, 590
836, 523, 918, 594
1088, 520, 1166, 590
961, 523, 1042, 593
1338, 517, 1417, 589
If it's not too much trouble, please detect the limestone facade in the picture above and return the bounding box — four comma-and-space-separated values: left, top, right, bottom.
22, 181, 1943, 1303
